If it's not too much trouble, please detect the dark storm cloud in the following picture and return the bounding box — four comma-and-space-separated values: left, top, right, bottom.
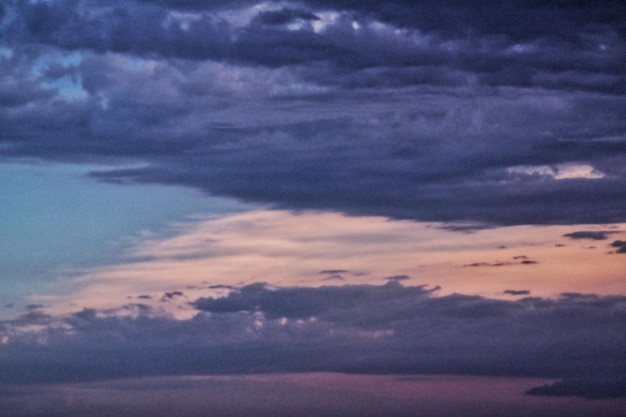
1, 0, 626, 226
251, 8, 319, 26
1, 282, 624, 400
9, 0, 626, 81
563, 231, 620, 240
139, 0, 258, 11
305, 0, 626, 39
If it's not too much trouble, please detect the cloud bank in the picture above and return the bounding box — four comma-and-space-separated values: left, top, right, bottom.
1, 0, 625, 225
1, 282, 624, 399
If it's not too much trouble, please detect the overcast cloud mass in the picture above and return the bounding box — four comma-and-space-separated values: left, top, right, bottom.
1, 1, 625, 415
1, 282, 625, 398
1, 0, 625, 225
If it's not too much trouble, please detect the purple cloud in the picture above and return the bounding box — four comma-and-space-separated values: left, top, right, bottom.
563, 231, 620, 241
1, 0, 625, 226
1, 282, 624, 399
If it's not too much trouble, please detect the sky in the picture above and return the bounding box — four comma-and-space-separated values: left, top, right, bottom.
0, 0, 625, 415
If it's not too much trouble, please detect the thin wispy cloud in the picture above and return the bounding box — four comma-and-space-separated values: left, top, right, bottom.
563, 231, 620, 241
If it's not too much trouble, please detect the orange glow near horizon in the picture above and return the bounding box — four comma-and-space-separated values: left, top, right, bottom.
33, 209, 626, 317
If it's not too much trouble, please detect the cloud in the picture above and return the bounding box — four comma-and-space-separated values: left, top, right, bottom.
1, 281, 624, 400
163, 291, 184, 298
319, 270, 352, 281
8, 0, 625, 84
161, 291, 184, 301
251, 7, 319, 26
464, 257, 538, 267
190, 281, 438, 321
503, 290, 530, 296
319, 270, 350, 275
611, 240, 626, 253
563, 231, 620, 241
1, 0, 625, 226
384, 275, 411, 282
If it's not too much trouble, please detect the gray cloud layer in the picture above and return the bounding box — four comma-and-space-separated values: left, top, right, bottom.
1, 0, 625, 225
1, 282, 624, 398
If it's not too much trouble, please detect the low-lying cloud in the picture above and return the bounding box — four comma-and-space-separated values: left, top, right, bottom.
1, 282, 624, 399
